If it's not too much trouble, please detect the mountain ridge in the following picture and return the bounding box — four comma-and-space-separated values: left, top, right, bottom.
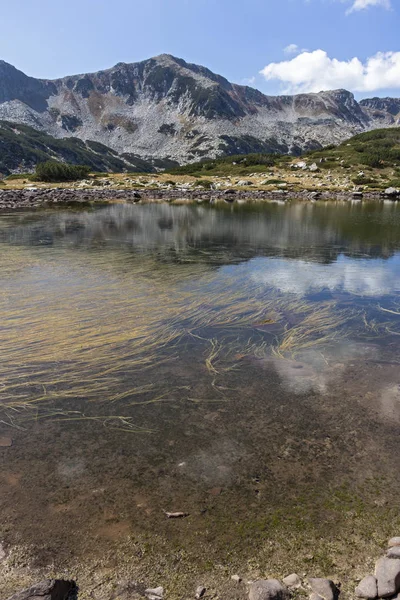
0, 54, 399, 164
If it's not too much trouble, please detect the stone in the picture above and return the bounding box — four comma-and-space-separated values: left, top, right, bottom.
6, 580, 77, 600
0, 542, 6, 560
353, 192, 363, 199
389, 538, 400, 548
236, 180, 252, 187
310, 595, 324, 600
145, 587, 164, 600
195, 586, 206, 599
232, 575, 242, 583
248, 579, 289, 600
0, 435, 12, 447
387, 546, 400, 559
309, 163, 319, 172
384, 187, 399, 197
355, 575, 378, 599
283, 574, 301, 588
375, 557, 400, 598
308, 578, 339, 600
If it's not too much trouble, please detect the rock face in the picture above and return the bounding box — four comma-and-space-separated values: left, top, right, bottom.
0, 54, 399, 165
248, 579, 289, 600
6, 580, 77, 600
375, 557, 400, 598
355, 575, 378, 599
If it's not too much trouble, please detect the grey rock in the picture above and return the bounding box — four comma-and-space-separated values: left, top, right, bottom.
6, 580, 77, 600
375, 557, 400, 597
146, 589, 163, 600
384, 187, 399, 196
283, 574, 301, 588
232, 575, 242, 583
248, 579, 289, 600
310, 595, 324, 600
389, 537, 400, 548
195, 586, 206, 599
387, 546, 400, 559
355, 575, 378, 599
308, 578, 339, 600
145, 587, 164, 600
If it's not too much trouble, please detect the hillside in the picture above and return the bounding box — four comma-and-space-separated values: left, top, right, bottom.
0, 54, 399, 165
0, 120, 177, 175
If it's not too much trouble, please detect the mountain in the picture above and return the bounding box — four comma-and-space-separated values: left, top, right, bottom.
0, 54, 400, 165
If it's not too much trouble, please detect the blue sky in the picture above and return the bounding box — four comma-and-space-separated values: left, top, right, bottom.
1, 0, 399, 98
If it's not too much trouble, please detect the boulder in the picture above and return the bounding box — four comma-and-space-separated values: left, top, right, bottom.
308, 578, 339, 600
387, 547, 400, 559
384, 187, 399, 197
283, 574, 301, 588
355, 575, 378, 599
375, 557, 400, 597
249, 579, 289, 600
309, 163, 319, 172
6, 580, 77, 600
389, 538, 400, 548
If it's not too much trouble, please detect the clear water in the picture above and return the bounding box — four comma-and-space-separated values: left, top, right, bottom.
1, 200, 400, 597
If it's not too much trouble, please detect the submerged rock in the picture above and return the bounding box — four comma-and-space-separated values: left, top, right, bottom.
248, 579, 289, 600
375, 557, 400, 597
355, 575, 378, 599
6, 580, 77, 600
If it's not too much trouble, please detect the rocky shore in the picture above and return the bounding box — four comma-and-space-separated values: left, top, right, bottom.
0, 187, 399, 210
5, 537, 400, 600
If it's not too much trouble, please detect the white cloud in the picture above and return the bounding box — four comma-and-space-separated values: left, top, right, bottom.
346, 0, 391, 13
283, 44, 309, 56
250, 256, 400, 297
260, 49, 400, 93
284, 44, 300, 55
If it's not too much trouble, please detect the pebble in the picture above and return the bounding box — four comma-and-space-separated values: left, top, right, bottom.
231, 574, 242, 583
355, 575, 378, 599
195, 586, 206, 599
389, 538, 400, 548
308, 578, 338, 600
249, 579, 289, 600
283, 574, 301, 588
0, 435, 12, 447
145, 587, 164, 600
375, 557, 400, 598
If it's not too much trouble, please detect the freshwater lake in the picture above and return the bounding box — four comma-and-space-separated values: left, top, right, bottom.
1, 200, 400, 598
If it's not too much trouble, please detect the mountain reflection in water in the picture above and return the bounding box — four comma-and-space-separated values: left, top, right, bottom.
1, 200, 400, 598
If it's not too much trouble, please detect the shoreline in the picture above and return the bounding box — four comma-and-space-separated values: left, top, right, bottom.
0, 187, 398, 210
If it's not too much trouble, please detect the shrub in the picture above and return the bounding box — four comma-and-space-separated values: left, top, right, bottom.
34, 161, 91, 182
352, 177, 376, 185
196, 179, 213, 189
5, 173, 33, 180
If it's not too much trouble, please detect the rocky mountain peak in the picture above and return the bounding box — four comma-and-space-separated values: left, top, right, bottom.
0, 54, 399, 164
